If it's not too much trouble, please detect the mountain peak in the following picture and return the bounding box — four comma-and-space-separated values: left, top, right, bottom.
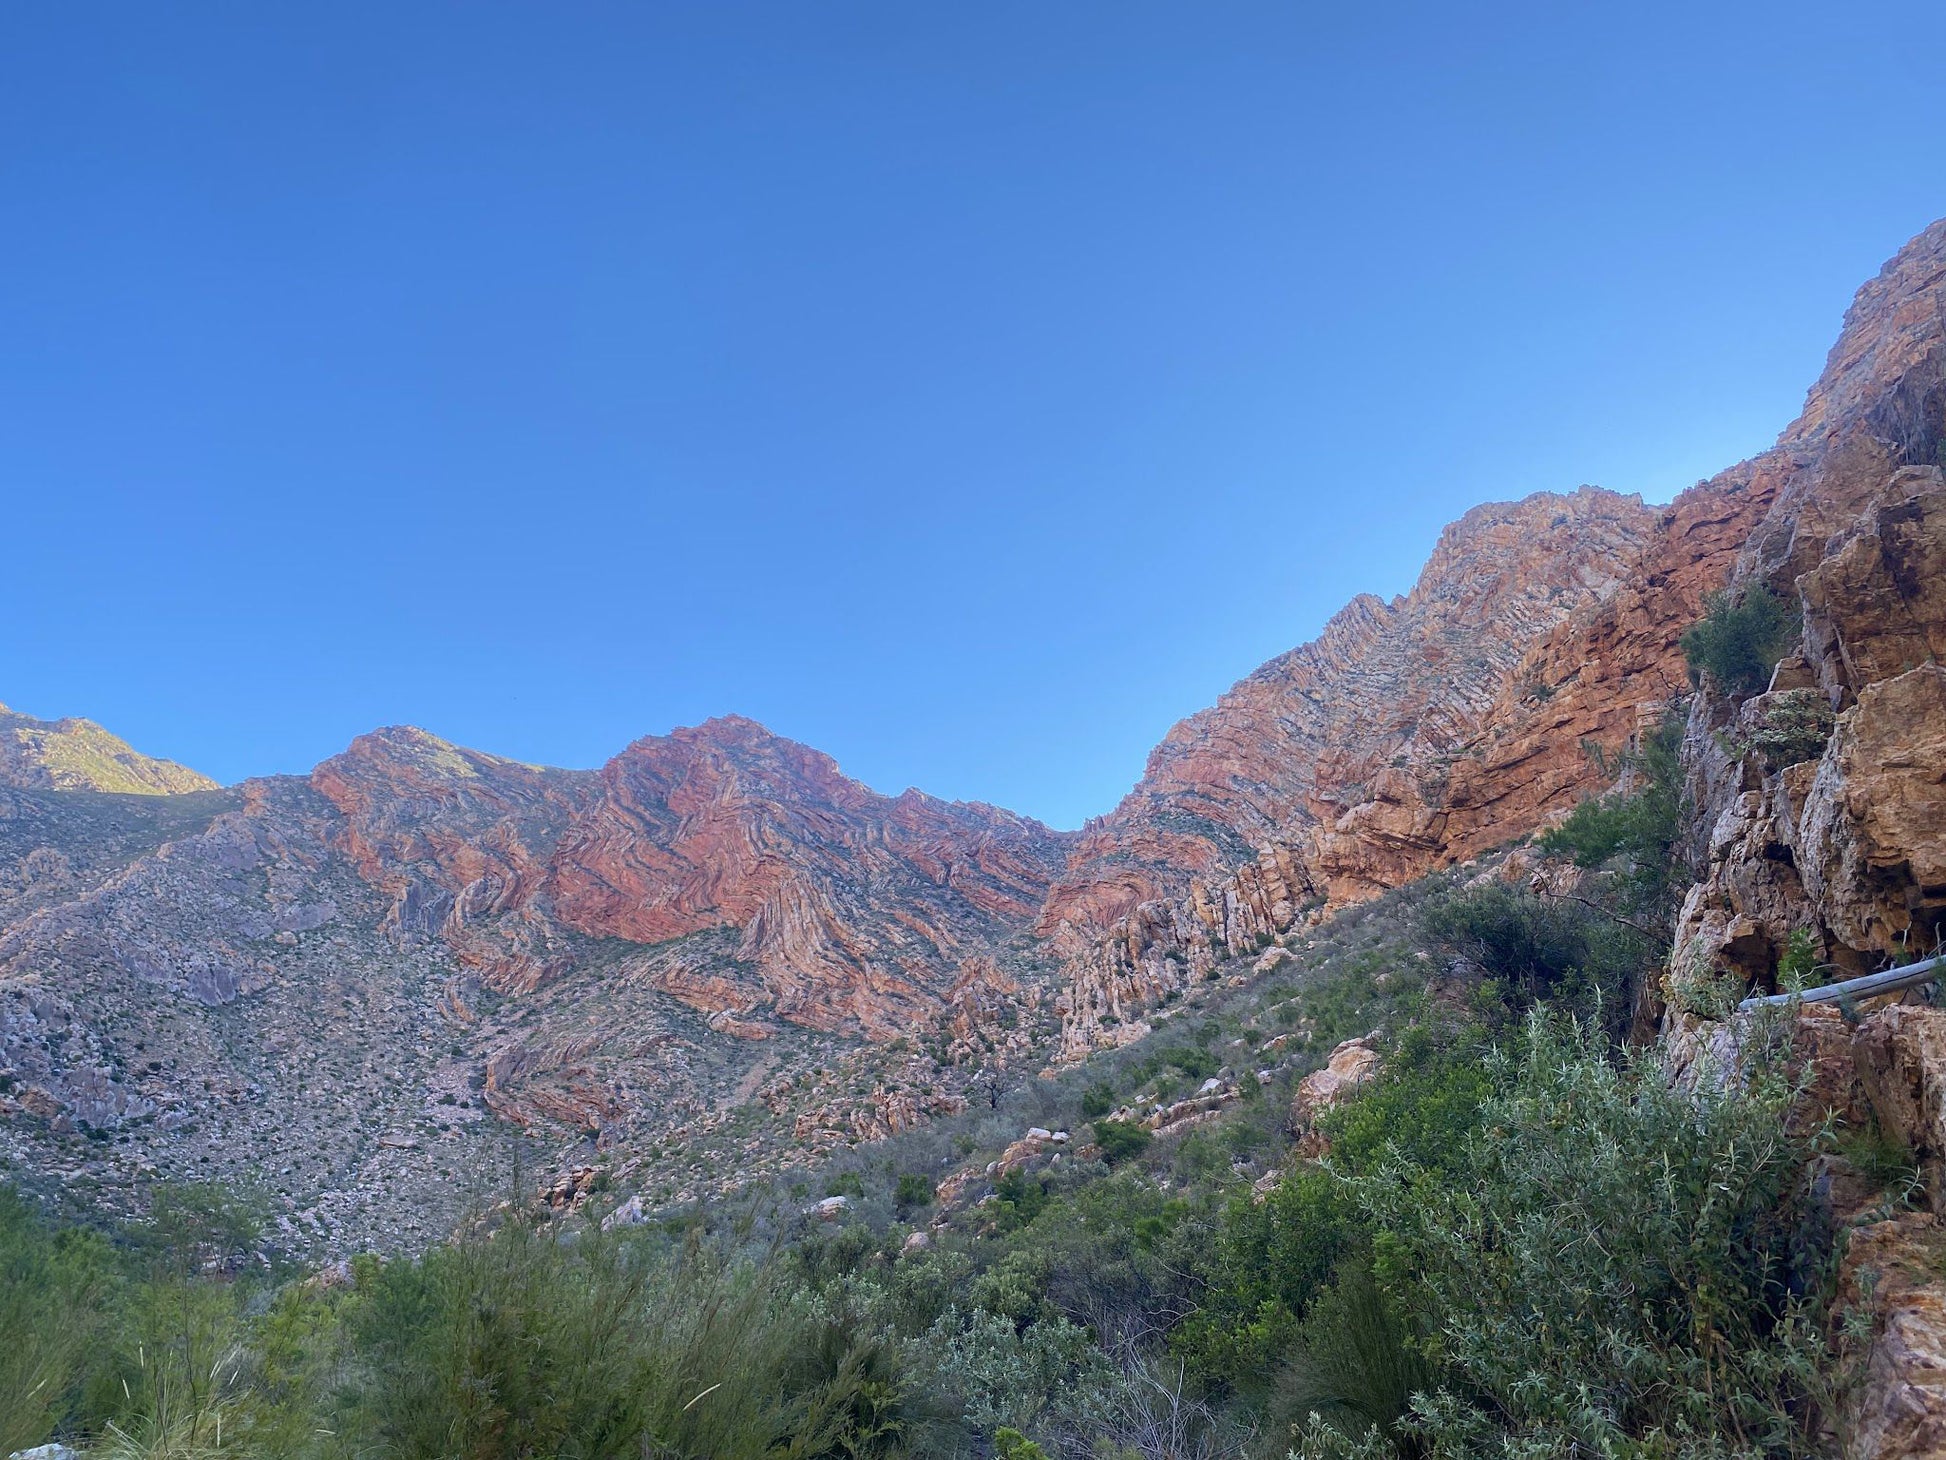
0, 701, 217, 796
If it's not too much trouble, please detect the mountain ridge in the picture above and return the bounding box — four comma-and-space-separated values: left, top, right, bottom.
3, 214, 1943, 1248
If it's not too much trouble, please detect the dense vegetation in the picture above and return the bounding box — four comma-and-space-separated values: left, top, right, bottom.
2, 755, 1853, 1459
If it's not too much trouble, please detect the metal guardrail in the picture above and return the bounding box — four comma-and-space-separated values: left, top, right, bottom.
1738, 951, 1946, 1010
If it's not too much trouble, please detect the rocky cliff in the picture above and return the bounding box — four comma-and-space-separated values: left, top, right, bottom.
1042, 217, 1946, 1057
0, 714, 1071, 1246
310, 715, 1072, 1037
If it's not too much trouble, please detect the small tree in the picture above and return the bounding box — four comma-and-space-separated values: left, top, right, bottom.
1680, 586, 1796, 697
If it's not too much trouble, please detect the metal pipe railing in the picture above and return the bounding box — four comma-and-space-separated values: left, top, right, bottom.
1738, 951, 1946, 1010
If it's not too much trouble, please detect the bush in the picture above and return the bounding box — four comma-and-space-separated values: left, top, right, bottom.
994, 1426, 1050, 1459
1724, 688, 1836, 768
894, 1173, 935, 1216
1415, 882, 1653, 1030
1279, 1257, 1432, 1459
1092, 1118, 1153, 1167
336, 1222, 910, 1459
1080, 1081, 1116, 1119
0, 1189, 117, 1453
1537, 711, 1686, 914
1176, 1166, 1354, 1385
1681, 586, 1796, 697
1776, 928, 1821, 993
1349, 1013, 1826, 1457
991, 1170, 1050, 1229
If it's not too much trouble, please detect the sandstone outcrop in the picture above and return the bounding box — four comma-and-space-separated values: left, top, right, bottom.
545, 717, 1070, 1036
312, 716, 1073, 1038
1043, 487, 1657, 935
1676, 468, 1946, 987
1772, 1002, 1946, 1459
1288, 1034, 1382, 1157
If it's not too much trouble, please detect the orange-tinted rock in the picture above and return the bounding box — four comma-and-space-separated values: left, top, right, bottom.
316, 716, 1071, 1039
1833, 1213, 1946, 1460
1288, 1035, 1382, 1157
1049, 218, 1946, 1055
1042, 487, 1658, 938
545, 717, 1070, 1037
1675, 472, 1946, 985
312, 726, 596, 990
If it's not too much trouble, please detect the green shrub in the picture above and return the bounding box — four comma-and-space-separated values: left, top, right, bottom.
1179, 1032, 1490, 1392
1314, 1026, 1493, 1180
1350, 1013, 1826, 1457
994, 1426, 1049, 1459
336, 1222, 909, 1459
1537, 711, 1687, 917
1091, 1118, 1153, 1167
894, 1173, 935, 1215
992, 1170, 1050, 1228
1681, 586, 1797, 697
1176, 1166, 1354, 1384
1143, 1045, 1219, 1082
1723, 688, 1836, 768
1080, 1081, 1116, 1119
1279, 1257, 1432, 1459
1415, 882, 1653, 1030
0, 1189, 117, 1453
1776, 928, 1821, 993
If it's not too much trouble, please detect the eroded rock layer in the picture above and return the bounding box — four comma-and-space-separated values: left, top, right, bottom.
1047, 216, 1946, 1056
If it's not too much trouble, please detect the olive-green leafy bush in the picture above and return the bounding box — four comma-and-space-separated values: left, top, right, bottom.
1338, 1014, 1826, 1459
1092, 1118, 1153, 1166
1721, 688, 1836, 768
1681, 587, 1797, 697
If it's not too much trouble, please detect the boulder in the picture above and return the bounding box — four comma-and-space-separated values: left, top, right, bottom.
600, 1194, 647, 1231
1288, 1035, 1382, 1154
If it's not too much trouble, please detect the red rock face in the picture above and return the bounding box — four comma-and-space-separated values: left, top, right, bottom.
1040, 487, 1659, 942
311, 726, 599, 990
545, 716, 1072, 1034
313, 716, 1073, 1037
1045, 217, 1946, 1056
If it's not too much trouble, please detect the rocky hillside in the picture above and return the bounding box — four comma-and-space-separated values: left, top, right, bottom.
0, 715, 1071, 1247
1042, 216, 1946, 1057
310, 716, 1071, 1036
0, 702, 216, 795
2, 216, 1943, 1254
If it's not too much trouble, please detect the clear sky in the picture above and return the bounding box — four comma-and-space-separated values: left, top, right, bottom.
4, 3, 1945, 828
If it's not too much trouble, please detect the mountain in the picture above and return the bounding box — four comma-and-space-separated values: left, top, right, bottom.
310, 716, 1071, 1035
0, 702, 217, 795
3, 216, 1943, 1251
1042, 216, 1946, 1056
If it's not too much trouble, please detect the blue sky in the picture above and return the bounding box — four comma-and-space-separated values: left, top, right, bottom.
4, 3, 1944, 828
